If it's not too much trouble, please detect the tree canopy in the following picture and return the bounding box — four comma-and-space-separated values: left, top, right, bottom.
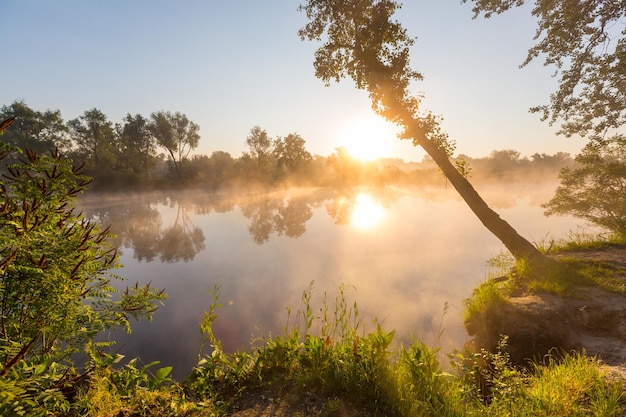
116, 113, 157, 175
149, 111, 200, 177
543, 134, 626, 234
68, 108, 117, 172
0, 100, 69, 154
273, 133, 312, 173
464, 0, 626, 139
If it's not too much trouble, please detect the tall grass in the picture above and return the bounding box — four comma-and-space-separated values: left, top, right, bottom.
182, 283, 624, 416
64, 281, 626, 416
185, 282, 470, 415
479, 349, 624, 416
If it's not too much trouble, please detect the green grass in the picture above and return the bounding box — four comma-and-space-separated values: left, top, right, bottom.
68, 283, 625, 416
471, 230, 626, 300
480, 351, 624, 416
463, 279, 510, 324
536, 230, 626, 254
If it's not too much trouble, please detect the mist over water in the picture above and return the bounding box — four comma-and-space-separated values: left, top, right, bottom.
78, 182, 595, 380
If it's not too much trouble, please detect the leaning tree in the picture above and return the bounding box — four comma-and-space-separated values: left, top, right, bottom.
298, 0, 550, 265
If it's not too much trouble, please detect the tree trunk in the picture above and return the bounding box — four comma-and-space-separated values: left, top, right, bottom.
396, 106, 547, 263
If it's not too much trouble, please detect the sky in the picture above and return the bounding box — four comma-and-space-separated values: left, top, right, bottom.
2, 0, 588, 162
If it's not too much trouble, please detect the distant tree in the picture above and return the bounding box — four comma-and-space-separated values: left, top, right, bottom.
187, 151, 236, 186
0, 100, 69, 153
116, 113, 157, 175
245, 126, 273, 161
68, 108, 117, 172
208, 151, 235, 185
187, 154, 211, 180
543, 135, 626, 234
531, 152, 572, 165
530, 152, 574, 171
485, 149, 528, 176
244, 126, 276, 180
299, 0, 549, 264
464, 0, 626, 140
273, 133, 312, 174
149, 111, 200, 177
327, 147, 362, 185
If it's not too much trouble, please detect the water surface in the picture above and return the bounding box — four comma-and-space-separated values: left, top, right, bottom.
78, 182, 592, 380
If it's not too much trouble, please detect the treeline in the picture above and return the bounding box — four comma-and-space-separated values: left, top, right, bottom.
1, 100, 575, 190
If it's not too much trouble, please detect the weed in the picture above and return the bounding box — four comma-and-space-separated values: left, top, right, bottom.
321, 397, 341, 415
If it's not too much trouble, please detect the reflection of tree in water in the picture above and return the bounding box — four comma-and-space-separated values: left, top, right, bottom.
120, 204, 163, 261
158, 204, 205, 262
80, 194, 205, 263
239, 187, 399, 243
240, 196, 314, 244
81, 187, 399, 252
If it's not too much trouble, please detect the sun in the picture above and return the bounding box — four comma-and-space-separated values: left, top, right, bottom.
337, 116, 397, 161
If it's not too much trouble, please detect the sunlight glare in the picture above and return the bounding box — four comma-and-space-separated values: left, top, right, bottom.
338, 116, 396, 161
350, 193, 386, 230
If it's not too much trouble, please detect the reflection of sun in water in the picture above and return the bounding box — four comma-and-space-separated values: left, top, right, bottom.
338, 116, 396, 161
350, 193, 386, 230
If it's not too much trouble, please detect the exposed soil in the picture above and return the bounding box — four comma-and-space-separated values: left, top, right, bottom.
467, 245, 626, 388
226, 386, 370, 417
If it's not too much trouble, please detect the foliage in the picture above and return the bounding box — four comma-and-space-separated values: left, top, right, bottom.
68, 108, 118, 172
298, 0, 424, 132
543, 135, 626, 235
187, 151, 236, 186
1, 99, 580, 192
116, 113, 158, 175
187, 284, 469, 416
75, 365, 209, 417
149, 111, 201, 177
463, 279, 510, 324
464, 0, 626, 140
0, 100, 69, 154
0, 143, 167, 415
476, 345, 624, 416
185, 283, 625, 416
241, 125, 276, 181
273, 133, 313, 174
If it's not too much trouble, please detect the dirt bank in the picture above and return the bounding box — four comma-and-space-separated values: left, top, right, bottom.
466, 245, 626, 386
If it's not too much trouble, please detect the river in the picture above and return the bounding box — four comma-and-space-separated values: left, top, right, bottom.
77, 181, 594, 380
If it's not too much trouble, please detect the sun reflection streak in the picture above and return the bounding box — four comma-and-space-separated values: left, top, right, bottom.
350, 193, 386, 230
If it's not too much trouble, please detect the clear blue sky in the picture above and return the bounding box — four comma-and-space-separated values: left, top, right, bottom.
2, 0, 587, 161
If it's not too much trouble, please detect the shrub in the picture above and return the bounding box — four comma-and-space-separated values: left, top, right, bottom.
0, 144, 167, 414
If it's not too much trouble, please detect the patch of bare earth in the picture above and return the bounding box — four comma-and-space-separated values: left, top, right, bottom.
226, 386, 371, 417
468, 245, 626, 390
